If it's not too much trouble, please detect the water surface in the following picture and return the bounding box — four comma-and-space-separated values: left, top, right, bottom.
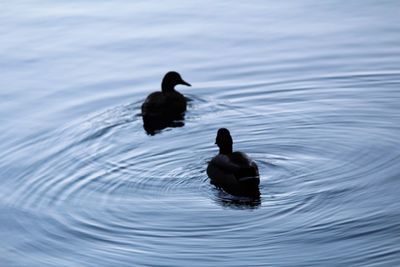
1, 1, 400, 266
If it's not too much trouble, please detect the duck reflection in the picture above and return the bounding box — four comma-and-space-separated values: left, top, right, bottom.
214, 189, 261, 209
141, 71, 191, 135
142, 112, 185, 135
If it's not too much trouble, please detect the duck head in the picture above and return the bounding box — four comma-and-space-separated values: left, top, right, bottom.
161, 71, 191, 93
215, 128, 233, 155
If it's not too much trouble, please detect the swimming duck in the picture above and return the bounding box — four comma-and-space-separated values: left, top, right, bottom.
207, 128, 260, 197
141, 71, 191, 117
141, 71, 191, 135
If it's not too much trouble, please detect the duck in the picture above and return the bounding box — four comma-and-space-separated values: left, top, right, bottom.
207, 128, 260, 197
141, 71, 191, 135
141, 71, 191, 117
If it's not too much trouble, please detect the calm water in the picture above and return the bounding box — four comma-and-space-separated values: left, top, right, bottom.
1, 1, 400, 266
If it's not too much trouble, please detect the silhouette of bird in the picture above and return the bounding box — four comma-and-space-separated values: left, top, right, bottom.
141, 71, 191, 135
142, 71, 191, 116
207, 128, 260, 197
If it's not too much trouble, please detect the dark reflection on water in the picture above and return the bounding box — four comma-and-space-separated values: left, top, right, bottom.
142, 112, 185, 135
1, 1, 400, 266
212, 190, 262, 209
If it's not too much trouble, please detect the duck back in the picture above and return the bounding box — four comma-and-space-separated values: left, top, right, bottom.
230, 152, 259, 181
207, 152, 260, 197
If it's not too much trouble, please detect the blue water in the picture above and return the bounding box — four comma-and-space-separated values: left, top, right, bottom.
1, 1, 400, 266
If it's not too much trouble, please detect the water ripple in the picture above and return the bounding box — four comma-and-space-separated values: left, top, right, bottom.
1, 2, 400, 263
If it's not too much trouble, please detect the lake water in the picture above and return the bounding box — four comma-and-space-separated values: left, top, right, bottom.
1, 1, 400, 266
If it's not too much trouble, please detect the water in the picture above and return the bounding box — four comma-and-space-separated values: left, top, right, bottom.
1, 1, 400, 266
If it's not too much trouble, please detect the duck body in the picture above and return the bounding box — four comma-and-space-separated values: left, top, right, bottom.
141, 90, 186, 117
207, 128, 260, 197
207, 152, 260, 194
141, 71, 191, 135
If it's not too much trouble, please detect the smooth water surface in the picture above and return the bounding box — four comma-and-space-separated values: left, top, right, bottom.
1, 1, 400, 266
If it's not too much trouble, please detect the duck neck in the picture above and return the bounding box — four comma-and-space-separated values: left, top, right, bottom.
161, 81, 175, 93
219, 144, 233, 155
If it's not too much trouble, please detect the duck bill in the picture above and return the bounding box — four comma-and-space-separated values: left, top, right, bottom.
180, 79, 191, 87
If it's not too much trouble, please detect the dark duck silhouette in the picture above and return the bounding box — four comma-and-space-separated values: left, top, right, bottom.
207, 128, 260, 197
141, 71, 191, 135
